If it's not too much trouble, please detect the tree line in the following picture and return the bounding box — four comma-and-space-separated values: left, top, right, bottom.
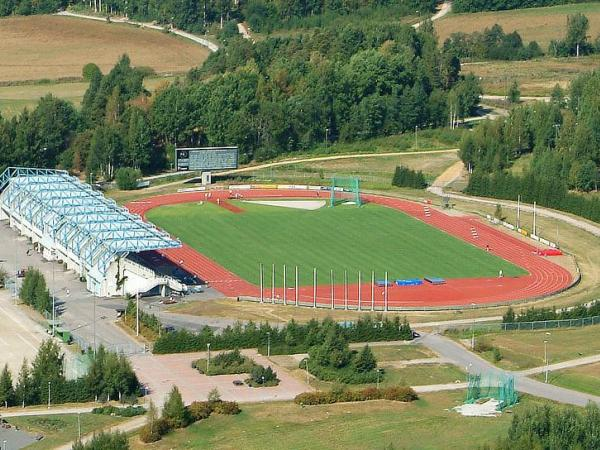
492, 403, 600, 449
453, 0, 595, 13
443, 25, 543, 61
1, 20, 481, 180
392, 165, 428, 189
0, 340, 140, 407
503, 300, 600, 323
460, 69, 600, 223
153, 316, 413, 354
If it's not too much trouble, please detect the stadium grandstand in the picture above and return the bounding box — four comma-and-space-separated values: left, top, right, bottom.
0, 167, 186, 297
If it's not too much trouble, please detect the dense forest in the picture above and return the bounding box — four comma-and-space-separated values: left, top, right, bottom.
453, 0, 595, 13
0, 19, 481, 179
0, 0, 436, 33
460, 69, 600, 223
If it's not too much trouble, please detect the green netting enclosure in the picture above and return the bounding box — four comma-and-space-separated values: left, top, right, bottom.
466, 373, 518, 410
329, 176, 361, 207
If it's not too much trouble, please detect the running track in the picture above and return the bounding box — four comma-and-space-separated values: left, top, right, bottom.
126, 189, 574, 309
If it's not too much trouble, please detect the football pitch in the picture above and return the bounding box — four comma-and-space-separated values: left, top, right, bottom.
146, 201, 526, 287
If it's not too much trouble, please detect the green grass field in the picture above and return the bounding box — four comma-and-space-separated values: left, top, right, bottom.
7, 413, 125, 450
532, 362, 600, 396
146, 201, 525, 286
129, 392, 555, 450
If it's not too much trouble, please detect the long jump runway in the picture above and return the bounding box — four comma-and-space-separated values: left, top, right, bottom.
126, 189, 574, 309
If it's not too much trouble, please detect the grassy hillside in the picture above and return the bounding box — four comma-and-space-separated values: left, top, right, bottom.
435, 2, 600, 48
0, 15, 208, 83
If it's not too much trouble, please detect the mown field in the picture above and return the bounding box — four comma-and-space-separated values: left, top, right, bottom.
435, 2, 600, 49
146, 201, 526, 287
7, 413, 126, 450
472, 325, 600, 370
128, 392, 551, 450
0, 15, 208, 83
464, 56, 600, 96
533, 361, 600, 396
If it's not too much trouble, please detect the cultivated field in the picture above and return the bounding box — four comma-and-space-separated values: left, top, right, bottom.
0, 15, 209, 82
146, 201, 525, 287
435, 3, 600, 49
463, 56, 600, 96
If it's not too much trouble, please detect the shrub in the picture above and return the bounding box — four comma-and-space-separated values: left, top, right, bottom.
195, 349, 256, 375
162, 386, 189, 429
187, 401, 213, 421
115, 167, 141, 190
139, 417, 171, 443
294, 386, 418, 405
392, 165, 428, 189
92, 405, 145, 417
492, 347, 503, 362
474, 339, 493, 353
212, 401, 241, 415
246, 365, 279, 387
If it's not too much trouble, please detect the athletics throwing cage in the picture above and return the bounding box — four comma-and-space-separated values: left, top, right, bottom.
329, 176, 361, 207
465, 373, 518, 410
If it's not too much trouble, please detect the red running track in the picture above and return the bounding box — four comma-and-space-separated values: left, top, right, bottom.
126, 189, 574, 309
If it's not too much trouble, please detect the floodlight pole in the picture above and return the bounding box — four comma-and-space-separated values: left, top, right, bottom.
330, 269, 334, 309
271, 264, 275, 303
52, 250, 56, 337
371, 271, 375, 311
384, 272, 388, 312
358, 271, 362, 311
471, 303, 476, 350
207, 343, 211, 372
517, 194, 521, 229
283, 264, 287, 306
295, 266, 299, 306
313, 268, 317, 308
533, 201, 537, 236
344, 270, 348, 310
267, 332, 271, 357
259, 263, 264, 303
47, 381, 51, 409
544, 332, 551, 383
136, 291, 140, 336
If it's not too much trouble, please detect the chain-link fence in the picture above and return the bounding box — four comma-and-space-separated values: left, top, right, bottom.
502, 315, 600, 331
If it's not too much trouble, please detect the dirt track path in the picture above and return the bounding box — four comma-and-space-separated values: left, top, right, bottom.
414, 1, 452, 29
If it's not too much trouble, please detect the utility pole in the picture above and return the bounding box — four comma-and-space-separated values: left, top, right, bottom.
259, 263, 264, 303
52, 250, 56, 337
313, 267, 317, 308
136, 291, 140, 336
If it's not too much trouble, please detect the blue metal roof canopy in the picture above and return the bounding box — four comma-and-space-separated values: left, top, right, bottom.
0, 167, 180, 284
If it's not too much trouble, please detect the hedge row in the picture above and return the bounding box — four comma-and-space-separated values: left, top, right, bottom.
92, 405, 146, 417
294, 386, 418, 405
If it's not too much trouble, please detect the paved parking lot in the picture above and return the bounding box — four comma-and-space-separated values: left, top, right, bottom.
130, 349, 311, 407
0, 290, 46, 377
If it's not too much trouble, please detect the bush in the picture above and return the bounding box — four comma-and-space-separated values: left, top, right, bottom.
294, 386, 418, 405
187, 401, 213, 421
72, 431, 128, 450
492, 347, 503, 362
162, 386, 189, 429
212, 401, 241, 415
195, 349, 256, 375
474, 339, 493, 353
115, 167, 141, 190
139, 417, 171, 443
246, 365, 279, 387
392, 165, 428, 189
92, 405, 146, 417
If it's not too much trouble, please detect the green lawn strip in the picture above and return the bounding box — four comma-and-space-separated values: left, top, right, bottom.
7, 413, 126, 450
146, 201, 525, 287
531, 362, 600, 397
369, 344, 436, 362
129, 391, 554, 450
471, 326, 600, 371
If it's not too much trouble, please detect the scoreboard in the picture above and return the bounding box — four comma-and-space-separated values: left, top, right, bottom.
175, 147, 239, 171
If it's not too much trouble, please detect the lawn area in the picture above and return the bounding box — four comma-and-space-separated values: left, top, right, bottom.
128, 391, 545, 450
532, 362, 600, 397
367, 344, 436, 361
246, 150, 460, 190
7, 413, 126, 450
464, 56, 600, 97
473, 325, 600, 370
146, 201, 526, 287
435, 3, 600, 49
0, 15, 208, 83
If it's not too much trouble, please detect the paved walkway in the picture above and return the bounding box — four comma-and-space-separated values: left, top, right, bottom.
420, 333, 600, 407
413, 1, 452, 29
54, 416, 147, 450
519, 354, 600, 376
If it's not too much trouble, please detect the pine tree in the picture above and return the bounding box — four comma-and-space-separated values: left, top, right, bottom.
353, 345, 377, 373
15, 359, 34, 407
162, 386, 188, 428
0, 364, 15, 407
